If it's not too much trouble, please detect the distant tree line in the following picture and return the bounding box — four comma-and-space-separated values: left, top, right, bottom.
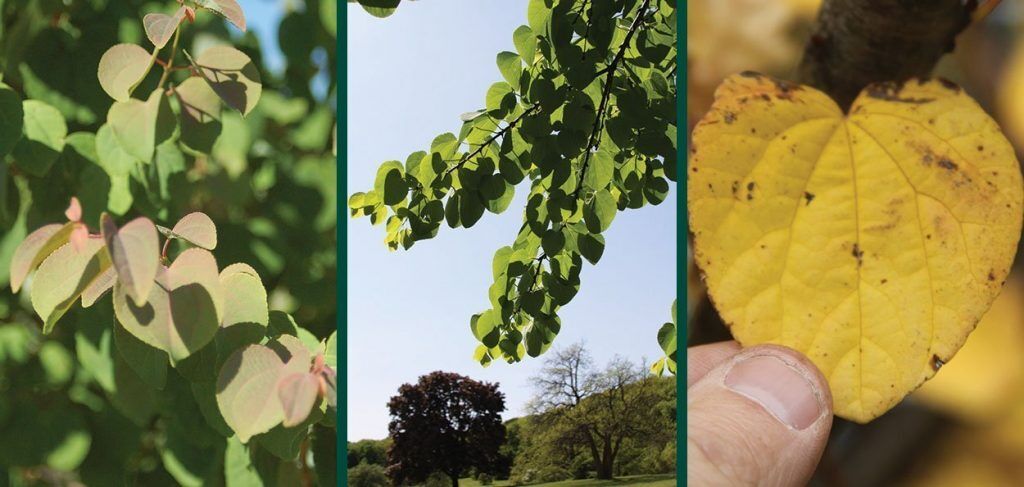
346, 344, 677, 486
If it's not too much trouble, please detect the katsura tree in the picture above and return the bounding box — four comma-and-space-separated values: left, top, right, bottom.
688, 0, 1023, 423
0, 0, 337, 484
385, 371, 507, 487
349, 0, 678, 365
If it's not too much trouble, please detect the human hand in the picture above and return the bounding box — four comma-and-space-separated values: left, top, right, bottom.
688, 341, 834, 486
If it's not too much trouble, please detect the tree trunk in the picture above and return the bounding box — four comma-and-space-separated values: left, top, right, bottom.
797, 0, 975, 109
450, 474, 459, 487
595, 439, 614, 480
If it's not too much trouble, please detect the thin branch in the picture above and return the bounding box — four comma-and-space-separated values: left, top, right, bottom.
157, 27, 182, 89
443, 103, 541, 177
571, 0, 651, 200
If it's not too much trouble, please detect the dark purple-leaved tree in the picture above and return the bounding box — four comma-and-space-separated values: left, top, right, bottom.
386, 371, 506, 487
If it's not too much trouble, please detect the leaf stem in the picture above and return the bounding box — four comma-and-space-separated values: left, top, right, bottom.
157, 27, 182, 89
443, 104, 541, 178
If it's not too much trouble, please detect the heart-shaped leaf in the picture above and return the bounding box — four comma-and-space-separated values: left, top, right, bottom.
143, 7, 186, 49
0, 83, 23, 158
496, 51, 522, 91
688, 73, 1024, 422
169, 211, 218, 250
193, 0, 246, 32
192, 45, 261, 116
174, 77, 223, 154
216, 344, 284, 443
10, 222, 75, 293
97, 44, 154, 102
31, 238, 112, 333
12, 100, 66, 177
277, 372, 319, 428
113, 248, 223, 362
108, 88, 175, 162
101, 214, 159, 307
216, 263, 268, 357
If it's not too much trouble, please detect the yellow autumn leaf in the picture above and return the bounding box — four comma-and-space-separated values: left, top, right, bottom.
913, 276, 1024, 423
688, 72, 1024, 422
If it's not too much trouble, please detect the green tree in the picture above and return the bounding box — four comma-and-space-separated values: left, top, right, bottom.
523, 343, 675, 479
349, 0, 678, 364
0, 0, 337, 484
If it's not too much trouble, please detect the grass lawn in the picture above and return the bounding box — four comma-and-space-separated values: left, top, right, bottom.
458, 473, 676, 486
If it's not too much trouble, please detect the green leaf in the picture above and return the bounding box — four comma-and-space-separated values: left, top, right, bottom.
168, 211, 218, 250
584, 189, 616, 233
513, 25, 537, 65
143, 7, 186, 49
578, 232, 605, 265
82, 267, 117, 307
12, 100, 66, 177
95, 123, 139, 176
113, 319, 168, 390
97, 44, 153, 102
357, 0, 401, 18
9, 222, 75, 293
216, 344, 287, 443
108, 88, 175, 162
256, 404, 323, 460
101, 214, 160, 307
485, 82, 516, 118
471, 310, 499, 346
542, 228, 565, 255
324, 331, 337, 369
193, 0, 247, 31
176, 77, 223, 154
32, 238, 112, 333
0, 83, 23, 158
374, 161, 406, 206
113, 248, 223, 362
496, 51, 522, 90
657, 321, 676, 357
193, 45, 262, 116
527, 0, 552, 36
217, 262, 269, 356
583, 151, 613, 191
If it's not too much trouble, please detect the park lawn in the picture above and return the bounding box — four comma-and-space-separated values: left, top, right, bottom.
458, 474, 676, 486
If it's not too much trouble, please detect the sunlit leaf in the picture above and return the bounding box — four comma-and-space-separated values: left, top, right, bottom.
108, 88, 175, 162
31, 238, 112, 333
194, 0, 246, 32
175, 77, 223, 154
216, 344, 286, 443
192, 45, 262, 116
12, 100, 66, 177
143, 7, 186, 49
168, 211, 218, 250
689, 73, 1023, 422
101, 214, 160, 307
97, 44, 153, 102
9, 222, 74, 293
277, 372, 319, 428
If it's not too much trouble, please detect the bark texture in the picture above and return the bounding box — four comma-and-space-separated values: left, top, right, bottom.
797, 0, 976, 109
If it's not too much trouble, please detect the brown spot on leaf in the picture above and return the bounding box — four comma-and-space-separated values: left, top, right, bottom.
989, 270, 997, 282
881, 278, 888, 284
724, 112, 736, 124
804, 192, 815, 205
938, 78, 961, 92
937, 158, 958, 171
977, 145, 984, 152
931, 355, 945, 371
865, 81, 936, 104
852, 243, 864, 266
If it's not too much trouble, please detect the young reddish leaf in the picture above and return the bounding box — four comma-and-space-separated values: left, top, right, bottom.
184, 6, 196, 23
192, 46, 262, 116
9, 223, 75, 293
277, 372, 319, 427
321, 366, 337, 408
216, 344, 286, 443
31, 238, 112, 333
113, 248, 223, 361
193, 0, 246, 32
170, 212, 218, 250
65, 197, 82, 222
70, 224, 89, 253
101, 214, 159, 307
97, 44, 154, 102
269, 334, 312, 376
81, 267, 117, 308
143, 7, 186, 49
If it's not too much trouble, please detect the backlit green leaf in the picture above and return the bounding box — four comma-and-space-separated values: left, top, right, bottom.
12, 100, 66, 177
496, 51, 522, 90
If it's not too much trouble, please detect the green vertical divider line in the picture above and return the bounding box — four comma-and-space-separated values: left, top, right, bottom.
337, 1, 348, 486
677, 0, 686, 484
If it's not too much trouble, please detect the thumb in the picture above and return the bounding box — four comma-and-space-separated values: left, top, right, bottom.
687, 343, 833, 486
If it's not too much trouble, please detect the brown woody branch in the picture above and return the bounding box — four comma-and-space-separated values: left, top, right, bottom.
796, 0, 976, 110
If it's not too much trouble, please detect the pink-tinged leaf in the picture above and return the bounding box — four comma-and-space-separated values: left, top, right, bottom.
31, 238, 112, 333
70, 224, 89, 253
65, 197, 82, 222
216, 344, 286, 443
113, 248, 223, 362
170, 212, 217, 250
269, 334, 311, 376
81, 266, 117, 307
9, 223, 75, 293
184, 6, 196, 23
277, 372, 319, 427
194, 0, 246, 32
101, 214, 160, 307
143, 7, 187, 49
321, 366, 337, 408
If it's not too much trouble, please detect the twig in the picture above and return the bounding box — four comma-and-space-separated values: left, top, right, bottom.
442, 103, 540, 177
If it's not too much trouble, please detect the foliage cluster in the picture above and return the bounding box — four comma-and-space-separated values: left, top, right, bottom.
0, 0, 337, 484
348, 0, 678, 365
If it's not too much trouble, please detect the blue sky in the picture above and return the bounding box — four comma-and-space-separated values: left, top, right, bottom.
345, 1, 678, 441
